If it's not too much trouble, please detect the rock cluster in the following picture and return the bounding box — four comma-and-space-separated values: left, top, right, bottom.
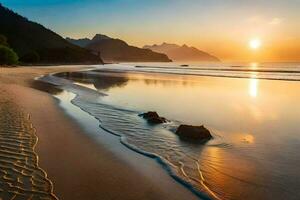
139, 111, 166, 124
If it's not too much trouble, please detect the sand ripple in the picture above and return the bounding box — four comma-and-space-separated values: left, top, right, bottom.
0, 90, 57, 200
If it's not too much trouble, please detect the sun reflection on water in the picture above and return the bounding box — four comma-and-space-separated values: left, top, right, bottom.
250, 62, 258, 70
249, 79, 259, 98
243, 134, 255, 143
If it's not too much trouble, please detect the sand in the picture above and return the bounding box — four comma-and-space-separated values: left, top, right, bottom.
0, 87, 57, 200
0, 66, 199, 200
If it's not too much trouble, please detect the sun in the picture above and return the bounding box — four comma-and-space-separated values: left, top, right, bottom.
249, 38, 261, 50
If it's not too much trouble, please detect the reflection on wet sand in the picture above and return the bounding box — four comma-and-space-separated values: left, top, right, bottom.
29, 80, 63, 95
249, 79, 258, 98
56, 71, 129, 91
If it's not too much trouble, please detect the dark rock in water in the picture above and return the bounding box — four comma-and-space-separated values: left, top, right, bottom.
175, 125, 212, 141
140, 111, 159, 120
180, 64, 189, 67
139, 111, 166, 124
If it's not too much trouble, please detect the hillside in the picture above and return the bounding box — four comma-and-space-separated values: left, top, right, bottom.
0, 4, 102, 64
143, 43, 220, 62
67, 34, 171, 63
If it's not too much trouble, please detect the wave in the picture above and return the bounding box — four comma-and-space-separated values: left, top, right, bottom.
38, 73, 231, 200
65, 90, 215, 199
135, 65, 300, 74
97, 63, 300, 81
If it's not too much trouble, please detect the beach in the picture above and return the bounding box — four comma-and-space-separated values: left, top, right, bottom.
0, 66, 200, 200
1, 63, 300, 200
2, 1, 300, 199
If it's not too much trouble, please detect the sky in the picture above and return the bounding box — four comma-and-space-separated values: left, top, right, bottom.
2, 0, 300, 62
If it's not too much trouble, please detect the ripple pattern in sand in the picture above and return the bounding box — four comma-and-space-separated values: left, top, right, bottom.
0, 92, 57, 200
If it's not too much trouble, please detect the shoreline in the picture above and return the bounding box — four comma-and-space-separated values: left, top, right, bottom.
57, 88, 211, 200
0, 66, 200, 200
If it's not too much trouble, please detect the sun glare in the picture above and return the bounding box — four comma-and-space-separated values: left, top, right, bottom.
249, 38, 261, 50
249, 79, 259, 98
250, 62, 258, 69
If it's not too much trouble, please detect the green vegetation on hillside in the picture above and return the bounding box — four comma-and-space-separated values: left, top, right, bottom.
0, 34, 18, 65
0, 45, 19, 65
0, 34, 8, 46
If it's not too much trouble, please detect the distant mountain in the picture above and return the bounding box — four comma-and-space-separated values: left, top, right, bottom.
67, 34, 171, 63
65, 38, 91, 48
143, 43, 220, 62
66, 34, 112, 48
0, 4, 102, 64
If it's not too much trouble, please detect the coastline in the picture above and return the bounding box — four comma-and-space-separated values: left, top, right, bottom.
0, 66, 200, 200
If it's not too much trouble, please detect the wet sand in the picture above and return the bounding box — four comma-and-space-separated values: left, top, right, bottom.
0, 87, 57, 200
0, 66, 199, 200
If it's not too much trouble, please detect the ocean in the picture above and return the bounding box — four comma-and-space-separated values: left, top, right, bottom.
40, 62, 300, 200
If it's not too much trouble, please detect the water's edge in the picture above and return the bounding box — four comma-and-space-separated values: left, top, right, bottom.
37, 73, 212, 200
70, 93, 211, 200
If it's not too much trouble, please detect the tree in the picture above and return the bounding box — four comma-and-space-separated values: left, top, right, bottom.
0, 45, 19, 65
0, 34, 8, 46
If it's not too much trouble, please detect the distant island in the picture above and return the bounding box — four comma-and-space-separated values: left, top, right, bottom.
67, 34, 171, 63
0, 4, 102, 65
143, 43, 220, 62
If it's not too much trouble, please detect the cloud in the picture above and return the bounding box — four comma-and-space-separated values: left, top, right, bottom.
247, 16, 262, 23
269, 18, 282, 25
247, 16, 283, 26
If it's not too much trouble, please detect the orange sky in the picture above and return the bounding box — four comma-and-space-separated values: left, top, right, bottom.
114, 13, 300, 62
4, 0, 300, 62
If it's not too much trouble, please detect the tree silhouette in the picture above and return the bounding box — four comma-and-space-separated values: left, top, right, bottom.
0, 34, 8, 46
0, 45, 19, 65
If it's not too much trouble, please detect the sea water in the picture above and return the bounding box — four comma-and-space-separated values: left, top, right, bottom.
41, 62, 300, 200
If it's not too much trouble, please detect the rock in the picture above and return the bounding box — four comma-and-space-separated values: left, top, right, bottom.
139, 111, 166, 124
180, 64, 189, 67
175, 125, 212, 141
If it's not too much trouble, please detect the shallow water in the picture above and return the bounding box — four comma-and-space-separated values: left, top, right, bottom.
42, 62, 300, 200
100, 62, 300, 81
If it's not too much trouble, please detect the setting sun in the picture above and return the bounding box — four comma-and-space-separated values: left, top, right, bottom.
249, 38, 261, 50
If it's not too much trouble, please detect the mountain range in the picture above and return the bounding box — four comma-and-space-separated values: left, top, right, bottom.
66, 35, 171, 63
0, 4, 102, 64
143, 43, 220, 62
0, 3, 219, 65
